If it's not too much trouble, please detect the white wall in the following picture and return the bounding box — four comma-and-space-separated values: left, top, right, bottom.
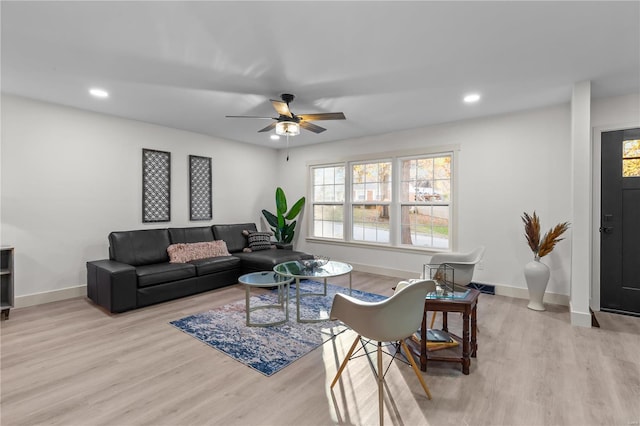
2, 92, 636, 307
1, 95, 278, 303
278, 93, 638, 303
278, 104, 574, 299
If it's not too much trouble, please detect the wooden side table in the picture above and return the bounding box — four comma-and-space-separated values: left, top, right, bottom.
417, 288, 480, 375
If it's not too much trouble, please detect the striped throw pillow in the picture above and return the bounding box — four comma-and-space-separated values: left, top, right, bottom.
242, 230, 275, 252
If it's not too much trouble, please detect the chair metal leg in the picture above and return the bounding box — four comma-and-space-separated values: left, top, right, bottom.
330, 335, 361, 388
400, 340, 432, 400
377, 342, 384, 426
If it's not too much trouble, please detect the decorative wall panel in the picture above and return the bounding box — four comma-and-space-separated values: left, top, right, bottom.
142, 149, 171, 222
189, 155, 212, 221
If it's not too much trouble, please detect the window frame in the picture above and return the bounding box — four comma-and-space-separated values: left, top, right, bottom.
307, 146, 458, 253
309, 164, 346, 241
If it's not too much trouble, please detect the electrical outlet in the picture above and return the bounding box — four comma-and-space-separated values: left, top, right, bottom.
477, 261, 484, 270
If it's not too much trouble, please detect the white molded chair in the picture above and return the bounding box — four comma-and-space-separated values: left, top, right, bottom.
330, 280, 436, 425
429, 246, 485, 287
428, 246, 485, 327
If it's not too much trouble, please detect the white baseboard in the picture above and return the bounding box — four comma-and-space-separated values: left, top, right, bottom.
15, 285, 87, 308
12, 267, 572, 310
490, 281, 570, 307
350, 263, 570, 307
349, 262, 415, 279
569, 301, 592, 327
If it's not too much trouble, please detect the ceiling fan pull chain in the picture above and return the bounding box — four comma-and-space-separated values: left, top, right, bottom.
286, 134, 290, 162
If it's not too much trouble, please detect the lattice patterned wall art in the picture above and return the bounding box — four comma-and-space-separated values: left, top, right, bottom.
142, 149, 171, 223
189, 155, 212, 221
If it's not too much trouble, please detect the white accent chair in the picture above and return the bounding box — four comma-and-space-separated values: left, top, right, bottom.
330, 280, 436, 425
428, 246, 485, 327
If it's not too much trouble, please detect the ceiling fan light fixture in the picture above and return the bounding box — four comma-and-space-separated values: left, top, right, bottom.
275, 121, 300, 136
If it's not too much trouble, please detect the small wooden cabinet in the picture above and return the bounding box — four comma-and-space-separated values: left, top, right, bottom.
1, 246, 15, 320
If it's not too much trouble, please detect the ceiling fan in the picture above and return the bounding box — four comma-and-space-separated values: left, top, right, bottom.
226, 93, 346, 135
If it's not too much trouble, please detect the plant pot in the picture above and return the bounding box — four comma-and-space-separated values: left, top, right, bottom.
524, 259, 550, 311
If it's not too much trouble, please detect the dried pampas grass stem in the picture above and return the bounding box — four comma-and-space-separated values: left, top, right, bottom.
521, 211, 569, 259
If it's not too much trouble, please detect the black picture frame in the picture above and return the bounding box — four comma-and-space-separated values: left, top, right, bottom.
142, 148, 171, 223
189, 155, 212, 221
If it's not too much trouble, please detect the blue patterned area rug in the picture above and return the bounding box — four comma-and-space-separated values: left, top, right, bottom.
170, 281, 386, 376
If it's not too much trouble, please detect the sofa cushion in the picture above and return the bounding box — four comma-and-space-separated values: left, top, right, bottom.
242, 230, 275, 252
109, 229, 171, 266
234, 250, 314, 272
167, 241, 231, 263
136, 262, 196, 288
168, 227, 214, 244
212, 223, 257, 253
189, 256, 241, 276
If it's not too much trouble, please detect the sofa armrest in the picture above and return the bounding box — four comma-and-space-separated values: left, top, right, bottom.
87, 259, 137, 313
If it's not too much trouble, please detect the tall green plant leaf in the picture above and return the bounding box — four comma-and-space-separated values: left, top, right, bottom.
261, 209, 278, 228
283, 221, 297, 243
275, 187, 287, 215
285, 197, 306, 220
264, 187, 305, 243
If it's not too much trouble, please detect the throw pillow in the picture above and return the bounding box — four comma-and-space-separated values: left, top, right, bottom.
242, 230, 276, 252
167, 241, 231, 263
210, 240, 232, 257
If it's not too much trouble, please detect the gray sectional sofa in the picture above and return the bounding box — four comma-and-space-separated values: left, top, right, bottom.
86, 223, 311, 313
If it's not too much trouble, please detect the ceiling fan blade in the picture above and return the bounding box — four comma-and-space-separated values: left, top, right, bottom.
258, 122, 277, 133
225, 115, 275, 120
300, 121, 326, 134
271, 100, 293, 118
297, 112, 346, 121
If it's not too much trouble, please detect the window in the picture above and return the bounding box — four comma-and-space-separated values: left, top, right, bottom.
399, 155, 451, 249
312, 165, 345, 239
310, 150, 453, 250
352, 161, 392, 243
623, 139, 640, 177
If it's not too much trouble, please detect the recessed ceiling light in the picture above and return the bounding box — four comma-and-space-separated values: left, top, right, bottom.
89, 88, 109, 98
463, 93, 480, 103
270, 134, 280, 140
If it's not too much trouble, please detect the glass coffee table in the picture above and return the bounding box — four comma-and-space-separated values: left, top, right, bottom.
238, 271, 294, 327
273, 260, 353, 323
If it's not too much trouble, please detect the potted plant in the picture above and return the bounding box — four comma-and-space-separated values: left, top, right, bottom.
262, 187, 306, 245
521, 212, 570, 311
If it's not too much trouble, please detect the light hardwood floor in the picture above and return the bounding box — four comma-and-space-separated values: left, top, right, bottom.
1, 271, 639, 426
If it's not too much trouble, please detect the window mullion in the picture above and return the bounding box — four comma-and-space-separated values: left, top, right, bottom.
345, 161, 352, 242
390, 157, 400, 246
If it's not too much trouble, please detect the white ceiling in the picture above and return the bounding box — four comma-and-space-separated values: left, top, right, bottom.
2, 1, 639, 148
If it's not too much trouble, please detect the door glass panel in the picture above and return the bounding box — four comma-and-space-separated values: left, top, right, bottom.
623, 139, 640, 177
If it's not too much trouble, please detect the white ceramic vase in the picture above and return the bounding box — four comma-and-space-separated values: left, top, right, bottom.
524, 258, 550, 311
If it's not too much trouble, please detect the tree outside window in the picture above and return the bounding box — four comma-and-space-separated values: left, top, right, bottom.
400, 155, 451, 249
352, 161, 391, 243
